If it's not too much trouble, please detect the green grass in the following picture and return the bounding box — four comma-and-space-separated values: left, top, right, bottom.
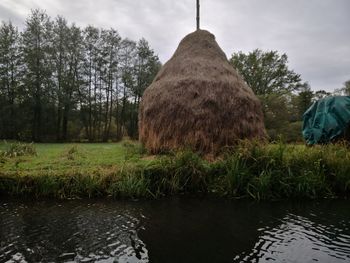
0, 140, 350, 200
0, 141, 147, 176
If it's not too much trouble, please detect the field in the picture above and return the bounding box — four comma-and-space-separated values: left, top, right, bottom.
0, 141, 146, 175
0, 141, 349, 200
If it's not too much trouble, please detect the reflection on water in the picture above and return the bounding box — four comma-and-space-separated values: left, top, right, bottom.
0, 200, 148, 263
235, 213, 350, 262
0, 197, 349, 263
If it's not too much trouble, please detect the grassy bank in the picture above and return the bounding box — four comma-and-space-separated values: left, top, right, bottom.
0, 141, 349, 200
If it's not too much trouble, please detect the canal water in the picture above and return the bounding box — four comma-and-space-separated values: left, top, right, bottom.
0, 197, 349, 263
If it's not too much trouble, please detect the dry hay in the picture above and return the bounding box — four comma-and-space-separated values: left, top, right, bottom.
139, 30, 266, 154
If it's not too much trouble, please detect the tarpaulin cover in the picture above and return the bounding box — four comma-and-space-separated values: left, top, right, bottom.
302, 96, 350, 144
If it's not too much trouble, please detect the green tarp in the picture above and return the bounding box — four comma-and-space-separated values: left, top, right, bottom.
302, 96, 350, 145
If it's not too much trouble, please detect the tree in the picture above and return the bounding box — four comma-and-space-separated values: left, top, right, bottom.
80, 25, 100, 141
52, 16, 70, 141
118, 39, 136, 138
261, 93, 303, 142
230, 49, 303, 95
0, 10, 161, 142
129, 38, 161, 138
0, 21, 22, 139
22, 9, 54, 141
297, 82, 313, 117
59, 22, 83, 141
229, 49, 309, 141
100, 29, 121, 141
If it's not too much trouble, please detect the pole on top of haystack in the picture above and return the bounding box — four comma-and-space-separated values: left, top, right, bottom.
196, 0, 200, 30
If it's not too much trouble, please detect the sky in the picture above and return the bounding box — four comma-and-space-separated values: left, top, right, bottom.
0, 0, 349, 92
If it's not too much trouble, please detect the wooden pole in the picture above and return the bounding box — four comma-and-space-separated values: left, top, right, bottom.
196, 0, 200, 30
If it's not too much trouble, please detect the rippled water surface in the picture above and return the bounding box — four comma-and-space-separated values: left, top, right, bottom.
0, 198, 349, 263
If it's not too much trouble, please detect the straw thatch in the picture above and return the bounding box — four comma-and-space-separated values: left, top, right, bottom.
139, 29, 266, 154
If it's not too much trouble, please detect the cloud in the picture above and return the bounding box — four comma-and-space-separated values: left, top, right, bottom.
0, 0, 349, 92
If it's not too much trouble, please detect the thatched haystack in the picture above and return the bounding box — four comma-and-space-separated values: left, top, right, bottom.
139, 30, 266, 154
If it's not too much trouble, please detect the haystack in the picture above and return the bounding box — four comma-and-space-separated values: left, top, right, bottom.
139, 30, 266, 154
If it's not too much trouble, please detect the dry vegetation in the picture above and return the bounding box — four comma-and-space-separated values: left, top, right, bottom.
139, 30, 266, 154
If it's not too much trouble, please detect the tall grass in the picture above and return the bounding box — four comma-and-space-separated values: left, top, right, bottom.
1, 141, 349, 200
0, 141, 37, 158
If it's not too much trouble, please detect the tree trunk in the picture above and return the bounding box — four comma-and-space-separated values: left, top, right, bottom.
62, 102, 69, 141
56, 104, 62, 141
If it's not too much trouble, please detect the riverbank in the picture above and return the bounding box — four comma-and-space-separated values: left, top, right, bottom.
0, 141, 349, 200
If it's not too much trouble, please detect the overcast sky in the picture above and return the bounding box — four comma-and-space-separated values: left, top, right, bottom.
1, 0, 349, 92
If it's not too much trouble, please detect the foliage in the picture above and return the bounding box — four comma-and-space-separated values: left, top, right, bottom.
0, 21, 22, 139
0, 10, 160, 142
297, 83, 314, 118
229, 49, 314, 141
230, 49, 303, 95
257, 93, 303, 141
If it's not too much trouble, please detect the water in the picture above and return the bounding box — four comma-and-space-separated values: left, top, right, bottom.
0, 197, 349, 263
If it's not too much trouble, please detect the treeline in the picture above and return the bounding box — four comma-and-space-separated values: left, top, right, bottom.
0, 9, 161, 142
1, 10, 348, 143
